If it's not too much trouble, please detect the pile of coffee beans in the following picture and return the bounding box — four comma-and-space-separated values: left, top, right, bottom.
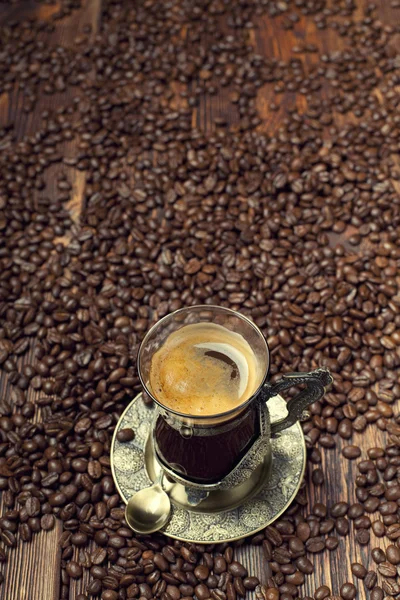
0, 0, 400, 598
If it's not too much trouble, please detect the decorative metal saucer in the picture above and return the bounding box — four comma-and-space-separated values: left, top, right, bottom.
111, 393, 306, 543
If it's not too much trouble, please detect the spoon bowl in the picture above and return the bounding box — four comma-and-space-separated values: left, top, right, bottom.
125, 471, 171, 534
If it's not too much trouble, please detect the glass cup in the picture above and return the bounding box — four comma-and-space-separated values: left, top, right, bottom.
138, 305, 332, 486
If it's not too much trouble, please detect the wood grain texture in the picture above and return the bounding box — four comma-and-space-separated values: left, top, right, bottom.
0, 1, 397, 599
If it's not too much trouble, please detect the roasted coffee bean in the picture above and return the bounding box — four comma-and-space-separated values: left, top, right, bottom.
314, 585, 331, 600
234, 578, 246, 597
387, 524, 400, 540
285, 571, 304, 586
296, 557, 314, 575
354, 516, 371, 530
228, 563, 247, 578
214, 557, 227, 574
331, 502, 349, 518
377, 562, 397, 578
87, 579, 102, 595
296, 523, 311, 542
41, 514, 55, 531
342, 446, 361, 460
1, 531, 16, 548
102, 592, 118, 600
116, 428, 135, 443
264, 589, 279, 600
351, 563, 367, 579
355, 530, 370, 545
364, 572, 377, 590
312, 469, 324, 486
325, 537, 339, 551
312, 503, 327, 518
370, 587, 384, 600
67, 561, 83, 579
336, 518, 349, 536
348, 504, 364, 520
265, 527, 282, 547
382, 580, 400, 597
371, 548, 386, 564
243, 578, 259, 591
340, 583, 356, 600
20, 523, 32, 542
289, 537, 305, 557
364, 497, 380, 513
195, 566, 210, 581
196, 583, 211, 600
224, 548, 233, 564
386, 545, 400, 565
308, 521, 320, 539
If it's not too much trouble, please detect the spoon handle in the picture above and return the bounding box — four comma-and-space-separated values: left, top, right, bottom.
154, 468, 164, 487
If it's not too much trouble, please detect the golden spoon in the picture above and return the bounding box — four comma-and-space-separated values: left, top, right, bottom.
125, 470, 171, 534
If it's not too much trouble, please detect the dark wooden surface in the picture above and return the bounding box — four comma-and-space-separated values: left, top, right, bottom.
0, 1, 398, 599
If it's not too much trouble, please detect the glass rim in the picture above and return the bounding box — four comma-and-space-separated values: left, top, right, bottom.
137, 305, 270, 421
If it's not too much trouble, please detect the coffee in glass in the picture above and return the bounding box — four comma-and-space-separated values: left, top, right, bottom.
138, 305, 332, 488
148, 322, 264, 417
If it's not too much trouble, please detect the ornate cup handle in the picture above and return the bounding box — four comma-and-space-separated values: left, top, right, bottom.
259, 367, 333, 437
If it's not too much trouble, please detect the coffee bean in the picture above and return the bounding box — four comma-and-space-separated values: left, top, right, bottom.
234, 578, 246, 597
371, 521, 385, 537
1, 531, 16, 548
296, 557, 314, 574
223, 548, 233, 564
351, 563, 367, 579
325, 536, 339, 551
67, 561, 83, 579
364, 572, 377, 590
378, 562, 397, 577
314, 585, 331, 600
383, 580, 400, 597
387, 524, 400, 540
370, 588, 384, 600
195, 566, 210, 581
354, 516, 371, 530
116, 428, 135, 443
196, 583, 211, 600
372, 548, 386, 564
331, 502, 349, 518
241, 577, 257, 591
296, 522, 311, 542
312, 469, 324, 485
364, 497, 380, 513
348, 504, 364, 520
340, 583, 356, 600
312, 503, 327, 518
265, 527, 282, 547
342, 446, 361, 460
20, 524, 32, 542
214, 557, 227, 574
336, 518, 349, 536
102, 592, 118, 600
355, 530, 370, 545
264, 589, 279, 600
228, 562, 247, 578
386, 545, 400, 565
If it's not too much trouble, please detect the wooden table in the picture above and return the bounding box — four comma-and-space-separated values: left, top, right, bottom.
0, 1, 398, 599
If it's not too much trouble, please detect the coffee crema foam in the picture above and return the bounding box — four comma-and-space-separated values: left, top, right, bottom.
148, 323, 263, 416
